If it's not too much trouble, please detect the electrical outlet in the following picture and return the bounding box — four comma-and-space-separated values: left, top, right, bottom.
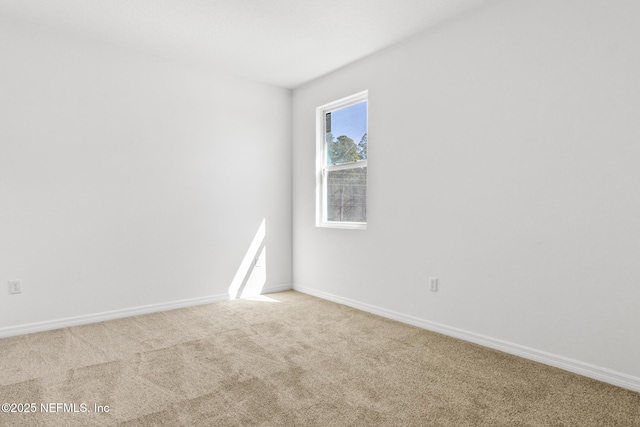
429, 277, 438, 292
8, 280, 21, 294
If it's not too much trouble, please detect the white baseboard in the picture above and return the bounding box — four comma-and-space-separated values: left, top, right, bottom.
0, 293, 230, 339
262, 284, 293, 293
293, 285, 640, 394
0, 284, 293, 339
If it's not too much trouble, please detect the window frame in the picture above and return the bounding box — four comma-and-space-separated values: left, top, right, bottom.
315, 90, 368, 230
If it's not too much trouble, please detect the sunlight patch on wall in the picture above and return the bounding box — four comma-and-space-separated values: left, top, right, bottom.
228, 218, 267, 299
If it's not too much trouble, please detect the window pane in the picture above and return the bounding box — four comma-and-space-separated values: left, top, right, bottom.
326, 101, 367, 165
327, 167, 367, 222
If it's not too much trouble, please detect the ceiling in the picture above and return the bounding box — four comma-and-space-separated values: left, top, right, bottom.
0, 0, 487, 88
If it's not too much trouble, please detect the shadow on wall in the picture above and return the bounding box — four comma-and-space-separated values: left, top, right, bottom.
228, 218, 267, 299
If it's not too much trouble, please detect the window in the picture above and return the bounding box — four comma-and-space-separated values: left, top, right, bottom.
316, 91, 368, 229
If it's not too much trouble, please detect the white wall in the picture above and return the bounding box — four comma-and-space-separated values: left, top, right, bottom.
292, 0, 640, 384
0, 17, 292, 330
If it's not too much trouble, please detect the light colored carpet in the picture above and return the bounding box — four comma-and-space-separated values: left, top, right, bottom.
1, 291, 638, 426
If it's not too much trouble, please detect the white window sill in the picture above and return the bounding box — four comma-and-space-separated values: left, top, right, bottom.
317, 221, 367, 230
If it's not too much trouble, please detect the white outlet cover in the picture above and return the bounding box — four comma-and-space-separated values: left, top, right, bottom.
429, 277, 438, 292
8, 280, 21, 294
